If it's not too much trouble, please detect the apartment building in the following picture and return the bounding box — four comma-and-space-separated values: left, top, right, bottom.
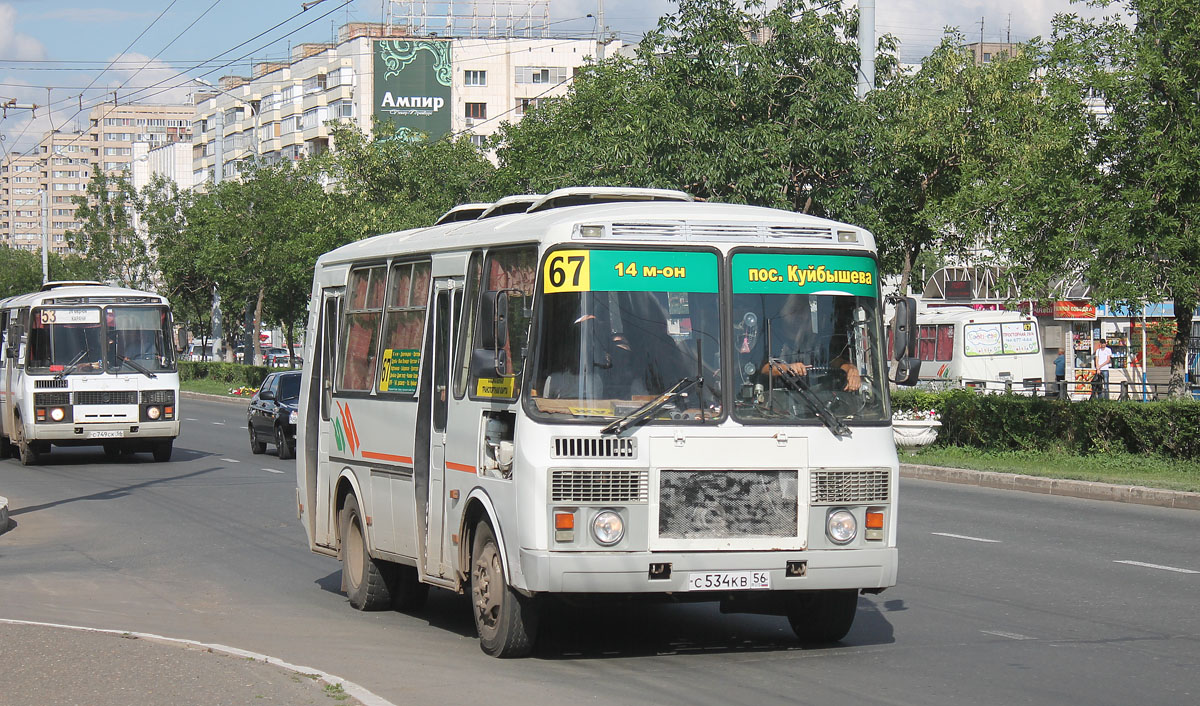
89, 103, 193, 176
191, 21, 610, 183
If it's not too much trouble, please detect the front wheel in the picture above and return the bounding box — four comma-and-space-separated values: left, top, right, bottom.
339, 494, 392, 610
152, 440, 173, 462
14, 422, 39, 466
471, 521, 538, 657
787, 589, 858, 643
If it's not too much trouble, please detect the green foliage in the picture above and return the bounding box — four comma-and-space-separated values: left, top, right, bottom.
891, 388, 1200, 460
178, 361, 271, 388
68, 171, 154, 289
0, 246, 101, 299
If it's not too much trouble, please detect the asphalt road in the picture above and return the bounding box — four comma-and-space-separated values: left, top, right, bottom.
1, 398, 1197, 706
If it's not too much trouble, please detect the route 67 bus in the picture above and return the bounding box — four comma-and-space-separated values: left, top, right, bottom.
295, 187, 920, 656
0, 281, 180, 465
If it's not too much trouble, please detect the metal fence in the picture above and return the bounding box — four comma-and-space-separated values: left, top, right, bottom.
918, 378, 1200, 402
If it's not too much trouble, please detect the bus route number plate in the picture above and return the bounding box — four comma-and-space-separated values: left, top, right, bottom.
88, 430, 125, 439
686, 571, 771, 591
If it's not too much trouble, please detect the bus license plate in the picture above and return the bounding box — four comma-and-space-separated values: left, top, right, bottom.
88, 430, 124, 439
685, 571, 771, 591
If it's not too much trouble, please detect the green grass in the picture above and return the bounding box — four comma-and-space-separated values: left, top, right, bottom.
179, 377, 257, 399
902, 445, 1200, 493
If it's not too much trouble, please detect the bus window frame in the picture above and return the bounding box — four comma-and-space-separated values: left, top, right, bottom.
467, 245, 538, 404
376, 258, 433, 399
336, 263, 389, 396
453, 251, 482, 400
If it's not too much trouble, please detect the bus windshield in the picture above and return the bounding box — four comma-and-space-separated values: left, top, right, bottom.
27, 305, 175, 374
730, 252, 888, 424
528, 248, 722, 424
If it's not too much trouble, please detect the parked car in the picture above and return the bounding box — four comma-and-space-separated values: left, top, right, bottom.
247, 370, 301, 459
264, 346, 302, 367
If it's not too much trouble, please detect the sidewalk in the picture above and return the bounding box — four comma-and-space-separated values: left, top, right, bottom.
0, 620, 386, 706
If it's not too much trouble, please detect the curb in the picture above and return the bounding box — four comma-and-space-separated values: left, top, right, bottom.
901, 463, 1200, 511
180, 390, 253, 406
0, 494, 9, 535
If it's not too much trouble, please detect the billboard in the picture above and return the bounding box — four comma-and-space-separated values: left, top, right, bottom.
373, 40, 452, 139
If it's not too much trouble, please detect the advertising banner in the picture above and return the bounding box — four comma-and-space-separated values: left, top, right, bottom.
373, 39, 452, 139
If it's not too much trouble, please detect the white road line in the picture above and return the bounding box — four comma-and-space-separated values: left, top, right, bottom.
0, 618, 395, 706
211, 421, 225, 426
981, 630, 1035, 640
1113, 560, 1199, 575
931, 532, 1000, 543
220, 458, 240, 464
184, 417, 198, 421
262, 468, 285, 474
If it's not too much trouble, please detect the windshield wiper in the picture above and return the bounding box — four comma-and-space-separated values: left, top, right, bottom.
601, 376, 698, 436
54, 349, 90, 381
767, 357, 851, 438
114, 355, 157, 379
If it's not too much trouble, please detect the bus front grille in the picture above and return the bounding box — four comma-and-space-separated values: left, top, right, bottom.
74, 391, 138, 405
551, 470, 648, 503
35, 379, 69, 389
810, 469, 890, 504
35, 392, 71, 406
552, 436, 637, 459
658, 470, 798, 539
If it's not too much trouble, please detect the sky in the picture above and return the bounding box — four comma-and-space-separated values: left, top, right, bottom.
0, 0, 1117, 155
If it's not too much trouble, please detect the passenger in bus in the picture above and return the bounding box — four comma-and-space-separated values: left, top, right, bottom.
759, 294, 862, 391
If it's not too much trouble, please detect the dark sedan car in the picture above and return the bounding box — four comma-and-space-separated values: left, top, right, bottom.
248, 370, 301, 459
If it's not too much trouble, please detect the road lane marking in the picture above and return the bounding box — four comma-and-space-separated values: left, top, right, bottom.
0, 618, 396, 706
1113, 560, 1198, 574
212, 421, 225, 425
981, 630, 1035, 640
262, 468, 285, 474
220, 458, 240, 463
931, 532, 1000, 543
184, 417, 198, 421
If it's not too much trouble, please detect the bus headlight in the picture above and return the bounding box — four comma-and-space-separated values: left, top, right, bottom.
591, 510, 624, 546
826, 509, 857, 545
50, 407, 66, 422
147, 406, 162, 420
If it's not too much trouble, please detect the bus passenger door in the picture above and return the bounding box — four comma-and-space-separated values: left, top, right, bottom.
423, 279, 459, 578
314, 288, 343, 547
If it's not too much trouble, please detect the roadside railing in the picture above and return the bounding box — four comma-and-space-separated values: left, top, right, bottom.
919, 377, 1200, 401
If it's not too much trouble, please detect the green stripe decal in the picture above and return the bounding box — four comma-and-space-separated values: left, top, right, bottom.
731, 253, 878, 297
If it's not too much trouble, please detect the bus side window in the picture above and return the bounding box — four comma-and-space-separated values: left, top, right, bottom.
470, 247, 536, 400
454, 252, 482, 399
338, 266, 387, 392
378, 260, 431, 396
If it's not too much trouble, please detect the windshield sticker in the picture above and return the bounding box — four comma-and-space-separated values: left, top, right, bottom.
379, 348, 420, 392
476, 377, 516, 398
543, 249, 718, 293
731, 254, 877, 297
39, 308, 100, 325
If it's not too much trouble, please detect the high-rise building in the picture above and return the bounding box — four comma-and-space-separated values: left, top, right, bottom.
89, 103, 193, 176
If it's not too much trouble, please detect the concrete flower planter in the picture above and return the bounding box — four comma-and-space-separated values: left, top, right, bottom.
893, 419, 942, 449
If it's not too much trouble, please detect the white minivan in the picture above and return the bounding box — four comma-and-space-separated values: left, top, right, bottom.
913, 307, 1045, 393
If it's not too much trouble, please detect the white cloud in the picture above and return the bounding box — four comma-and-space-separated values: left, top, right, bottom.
0, 3, 47, 60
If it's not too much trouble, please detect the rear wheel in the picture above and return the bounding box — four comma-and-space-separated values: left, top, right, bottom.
249, 424, 266, 454
471, 520, 538, 657
0, 435, 10, 460
14, 421, 39, 466
339, 494, 391, 610
152, 440, 173, 462
787, 590, 859, 643
275, 425, 294, 460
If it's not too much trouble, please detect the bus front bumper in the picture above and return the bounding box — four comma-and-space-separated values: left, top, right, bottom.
516, 547, 897, 595
32, 420, 180, 443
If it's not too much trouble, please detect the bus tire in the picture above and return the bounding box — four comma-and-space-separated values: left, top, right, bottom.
470, 520, 538, 657
275, 425, 294, 460
0, 435, 10, 460
388, 564, 429, 611
249, 425, 266, 454
103, 443, 121, 461
152, 440, 173, 462
14, 422, 38, 466
339, 494, 391, 610
786, 590, 858, 643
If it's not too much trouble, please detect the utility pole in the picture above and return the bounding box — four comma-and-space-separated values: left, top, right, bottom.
857, 0, 875, 99
597, 0, 607, 61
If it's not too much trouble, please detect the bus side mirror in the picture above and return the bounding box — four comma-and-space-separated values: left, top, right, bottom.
890, 297, 921, 386
475, 290, 516, 378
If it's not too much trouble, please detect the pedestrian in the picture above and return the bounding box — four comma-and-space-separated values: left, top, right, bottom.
1053, 347, 1066, 398
1094, 339, 1113, 399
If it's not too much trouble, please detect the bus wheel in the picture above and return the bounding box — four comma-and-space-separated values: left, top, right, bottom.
249, 425, 266, 454
0, 435, 10, 460
339, 494, 391, 610
152, 440, 173, 462
786, 590, 858, 644
14, 423, 39, 466
388, 564, 429, 611
103, 443, 121, 461
470, 521, 538, 657
275, 426, 294, 460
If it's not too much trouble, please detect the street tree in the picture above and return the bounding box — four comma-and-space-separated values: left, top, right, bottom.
68, 171, 154, 289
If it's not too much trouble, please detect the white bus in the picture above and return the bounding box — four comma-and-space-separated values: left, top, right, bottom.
0, 282, 180, 465
914, 307, 1045, 393
295, 187, 920, 656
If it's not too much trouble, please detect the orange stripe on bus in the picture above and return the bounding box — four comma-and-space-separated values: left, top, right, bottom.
446, 461, 476, 473
345, 405, 361, 453
361, 451, 414, 465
